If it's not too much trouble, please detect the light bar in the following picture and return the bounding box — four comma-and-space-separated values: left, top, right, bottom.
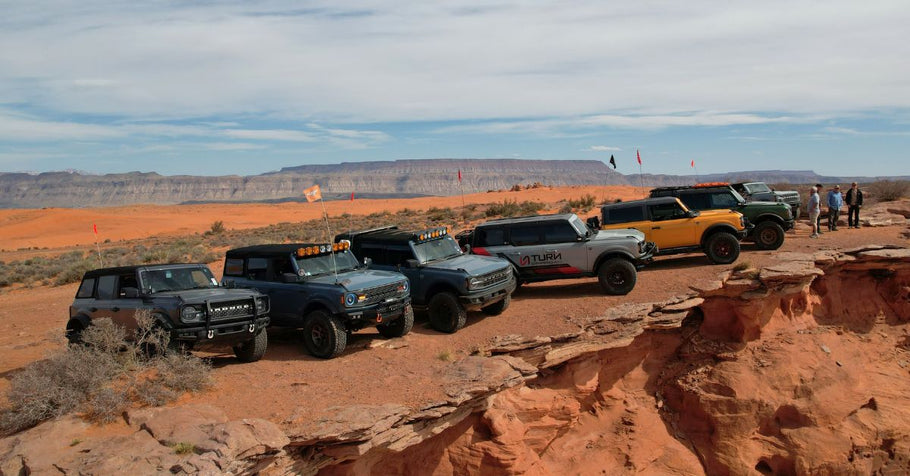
297, 241, 349, 258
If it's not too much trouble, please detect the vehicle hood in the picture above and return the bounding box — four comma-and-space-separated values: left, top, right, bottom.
426, 254, 509, 277
307, 268, 405, 292
592, 228, 645, 242
697, 209, 743, 218
152, 288, 261, 303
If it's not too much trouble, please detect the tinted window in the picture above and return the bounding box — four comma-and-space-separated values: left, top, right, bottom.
542, 222, 578, 244
709, 192, 739, 208
605, 205, 645, 224
224, 258, 244, 276
385, 246, 414, 266
678, 192, 710, 210
509, 225, 540, 246
97, 275, 117, 300
649, 202, 686, 221
76, 278, 95, 298
118, 273, 139, 297
476, 227, 506, 247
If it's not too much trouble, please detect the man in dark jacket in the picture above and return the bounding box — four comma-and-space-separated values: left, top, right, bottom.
845, 182, 864, 228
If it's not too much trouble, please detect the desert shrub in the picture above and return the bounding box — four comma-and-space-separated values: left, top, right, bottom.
0, 316, 211, 436
567, 194, 597, 210
518, 201, 545, 215
427, 207, 456, 222
207, 220, 225, 235
485, 199, 521, 217
867, 180, 909, 203
172, 442, 197, 455
558, 203, 573, 214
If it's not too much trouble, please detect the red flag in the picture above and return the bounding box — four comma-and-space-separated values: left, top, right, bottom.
690, 160, 695, 168
457, 169, 462, 182
350, 191, 355, 201
636, 150, 641, 165
93, 223, 98, 235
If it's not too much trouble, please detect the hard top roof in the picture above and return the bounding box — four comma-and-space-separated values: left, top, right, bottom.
226, 243, 327, 258
650, 183, 733, 193
601, 196, 681, 208
336, 225, 449, 244
82, 263, 206, 278
478, 213, 578, 226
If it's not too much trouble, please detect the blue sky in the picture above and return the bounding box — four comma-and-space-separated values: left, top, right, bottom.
1, 1, 909, 177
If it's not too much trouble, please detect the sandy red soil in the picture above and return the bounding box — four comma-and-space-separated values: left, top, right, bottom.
0, 186, 907, 428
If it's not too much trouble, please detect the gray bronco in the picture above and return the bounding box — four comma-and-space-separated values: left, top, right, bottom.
336, 226, 516, 334
222, 243, 412, 359
68, 263, 270, 363
731, 181, 802, 220
457, 213, 656, 295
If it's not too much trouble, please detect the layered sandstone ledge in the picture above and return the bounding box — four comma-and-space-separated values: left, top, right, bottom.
2, 246, 909, 475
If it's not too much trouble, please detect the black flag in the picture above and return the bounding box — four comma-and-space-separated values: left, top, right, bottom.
609, 155, 616, 169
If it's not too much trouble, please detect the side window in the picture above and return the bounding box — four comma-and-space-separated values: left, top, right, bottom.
118, 273, 139, 297
357, 244, 386, 264
224, 258, 244, 276
96, 275, 117, 300
76, 278, 95, 299
710, 192, 738, 208
510, 225, 541, 246
247, 258, 269, 281
605, 205, 645, 224
542, 222, 579, 244
649, 202, 685, 221
679, 192, 709, 210
476, 227, 506, 247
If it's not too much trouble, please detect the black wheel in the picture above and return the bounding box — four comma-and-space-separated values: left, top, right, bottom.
597, 258, 637, 295
303, 310, 347, 359
481, 293, 511, 316
234, 329, 268, 363
753, 221, 785, 250
704, 232, 740, 264
66, 321, 85, 345
377, 305, 414, 338
427, 292, 467, 333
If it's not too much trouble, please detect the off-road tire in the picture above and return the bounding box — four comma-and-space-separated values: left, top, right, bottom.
428, 292, 467, 333
597, 258, 637, 295
66, 321, 85, 345
753, 221, 785, 250
377, 305, 414, 338
303, 310, 347, 359
704, 232, 740, 264
481, 293, 511, 316
234, 329, 268, 362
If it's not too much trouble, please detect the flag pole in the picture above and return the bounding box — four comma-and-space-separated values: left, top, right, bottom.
637, 150, 644, 197
93, 224, 104, 267
458, 169, 465, 211
319, 198, 339, 283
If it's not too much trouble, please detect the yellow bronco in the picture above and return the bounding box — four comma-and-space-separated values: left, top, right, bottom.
599, 196, 748, 264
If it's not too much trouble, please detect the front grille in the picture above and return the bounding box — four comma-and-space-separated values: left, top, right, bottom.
361, 281, 405, 306
473, 268, 511, 288
209, 299, 255, 321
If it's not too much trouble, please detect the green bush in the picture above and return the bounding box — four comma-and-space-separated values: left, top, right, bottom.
867, 180, 909, 203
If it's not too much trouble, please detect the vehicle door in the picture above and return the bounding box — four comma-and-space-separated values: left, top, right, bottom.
244, 256, 302, 325
110, 271, 145, 332
361, 243, 427, 304
89, 274, 124, 326
647, 201, 697, 248
539, 220, 589, 273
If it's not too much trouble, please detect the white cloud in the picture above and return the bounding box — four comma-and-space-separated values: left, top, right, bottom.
222, 129, 318, 142
587, 146, 621, 151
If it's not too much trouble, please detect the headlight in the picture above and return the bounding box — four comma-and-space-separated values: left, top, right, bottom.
180, 305, 204, 323
344, 293, 357, 306
467, 276, 484, 290
400, 280, 410, 293
255, 296, 269, 313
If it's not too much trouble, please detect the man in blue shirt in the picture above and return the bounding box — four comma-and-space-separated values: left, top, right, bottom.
827, 184, 844, 231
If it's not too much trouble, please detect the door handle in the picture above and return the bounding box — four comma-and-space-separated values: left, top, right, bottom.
652, 226, 661, 230
111, 307, 120, 312
89, 307, 98, 312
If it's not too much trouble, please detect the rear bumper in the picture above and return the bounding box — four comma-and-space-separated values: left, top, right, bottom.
461, 277, 516, 310
173, 315, 270, 344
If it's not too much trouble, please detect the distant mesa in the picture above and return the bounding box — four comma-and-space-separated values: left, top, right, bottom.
0, 159, 902, 208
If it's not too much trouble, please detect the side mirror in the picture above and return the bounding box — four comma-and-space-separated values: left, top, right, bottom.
686, 210, 699, 218
363, 257, 372, 267
405, 259, 420, 269
463, 244, 472, 254
122, 287, 140, 298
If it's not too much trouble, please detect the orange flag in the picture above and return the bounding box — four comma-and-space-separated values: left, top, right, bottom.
303, 185, 322, 202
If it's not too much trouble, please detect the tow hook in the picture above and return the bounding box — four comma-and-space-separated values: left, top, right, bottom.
376, 313, 383, 323
207, 330, 214, 339
248, 323, 256, 333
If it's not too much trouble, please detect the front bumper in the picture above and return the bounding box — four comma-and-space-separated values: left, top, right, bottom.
782, 219, 795, 231
173, 315, 270, 344
635, 241, 658, 269
342, 298, 411, 327
461, 276, 516, 311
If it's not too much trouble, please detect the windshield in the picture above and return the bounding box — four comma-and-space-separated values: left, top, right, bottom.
140, 266, 218, 293
746, 183, 771, 194
568, 215, 591, 236
413, 236, 462, 263
727, 188, 747, 204
295, 250, 360, 277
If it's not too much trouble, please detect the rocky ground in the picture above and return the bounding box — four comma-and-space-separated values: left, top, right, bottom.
1, 192, 909, 475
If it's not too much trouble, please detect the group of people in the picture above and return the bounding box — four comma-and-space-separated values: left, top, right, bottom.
806, 182, 864, 238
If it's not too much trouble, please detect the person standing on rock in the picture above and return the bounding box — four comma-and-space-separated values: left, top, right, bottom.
846, 182, 864, 228
808, 186, 821, 238
827, 184, 844, 231
814, 183, 824, 234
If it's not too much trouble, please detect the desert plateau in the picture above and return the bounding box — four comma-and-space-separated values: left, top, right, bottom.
1, 185, 909, 475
